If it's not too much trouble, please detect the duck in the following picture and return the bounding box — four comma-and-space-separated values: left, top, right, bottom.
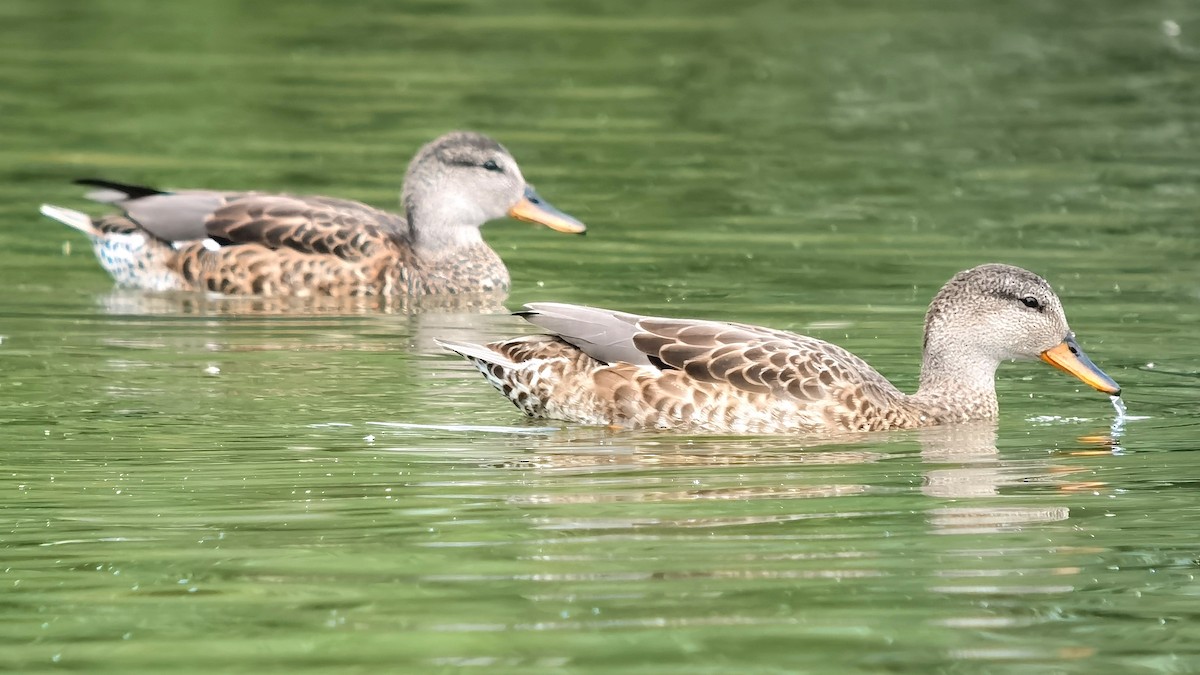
39, 131, 586, 297
436, 264, 1121, 434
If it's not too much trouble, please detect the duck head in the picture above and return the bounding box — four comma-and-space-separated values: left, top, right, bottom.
921, 263, 1119, 395
401, 131, 585, 251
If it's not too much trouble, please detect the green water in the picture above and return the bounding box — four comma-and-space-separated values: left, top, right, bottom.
3, 0, 1200, 672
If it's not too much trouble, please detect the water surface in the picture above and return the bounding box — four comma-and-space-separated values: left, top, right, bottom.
2, 0, 1199, 672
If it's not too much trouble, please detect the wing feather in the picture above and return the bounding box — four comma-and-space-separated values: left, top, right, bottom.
204, 195, 404, 259
631, 316, 900, 407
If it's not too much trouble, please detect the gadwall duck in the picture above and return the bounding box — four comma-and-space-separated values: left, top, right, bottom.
437, 264, 1121, 434
39, 131, 585, 297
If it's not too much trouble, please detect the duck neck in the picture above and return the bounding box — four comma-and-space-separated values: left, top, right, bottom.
910, 335, 1001, 423
405, 199, 486, 256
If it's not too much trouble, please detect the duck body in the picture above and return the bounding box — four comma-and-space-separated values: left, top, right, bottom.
40, 132, 585, 297
445, 325, 981, 434
439, 264, 1120, 435
56, 187, 506, 297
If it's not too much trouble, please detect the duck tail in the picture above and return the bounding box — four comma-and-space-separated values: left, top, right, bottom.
436, 338, 525, 404
40, 204, 101, 237
435, 339, 517, 369
42, 203, 183, 291
437, 337, 569, 419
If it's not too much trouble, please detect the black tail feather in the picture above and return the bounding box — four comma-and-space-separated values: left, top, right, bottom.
73, 178, 165, 200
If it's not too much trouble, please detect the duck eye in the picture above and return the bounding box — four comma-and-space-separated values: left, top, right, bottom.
1019, 296, 1041, 310
481, 159, 503, 173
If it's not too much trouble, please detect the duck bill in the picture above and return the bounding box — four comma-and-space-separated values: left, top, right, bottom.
508, 185, 586, 234
1039, 334, 1120, 395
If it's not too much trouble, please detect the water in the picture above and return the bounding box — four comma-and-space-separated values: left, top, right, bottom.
2, 0, 1200, 672
1112, 395, 1128, 421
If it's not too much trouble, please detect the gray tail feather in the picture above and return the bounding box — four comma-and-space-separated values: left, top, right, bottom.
517, 302, 651, 366
83, 188, 133, 203
40, 204, 100, 237
435, 338, 517, 369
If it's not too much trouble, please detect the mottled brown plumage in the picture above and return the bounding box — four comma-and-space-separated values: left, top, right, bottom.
438, 264, 1121, 434
40, 131, 586, 297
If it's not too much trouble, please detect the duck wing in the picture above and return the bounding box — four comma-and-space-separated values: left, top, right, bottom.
519, 303, 900, 407
76, 179, 226, 242
204, 194, 405, 259
633, 316, 900, 406
77, 179, 407, 258
517, 302, 651, 366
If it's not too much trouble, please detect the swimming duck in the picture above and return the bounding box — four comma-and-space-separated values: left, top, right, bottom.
437, 264, 1120, 434
39, 131, 586, 297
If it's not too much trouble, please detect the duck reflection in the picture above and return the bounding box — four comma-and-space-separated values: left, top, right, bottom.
921, 422, 1124, 533
93, 287, 525, 364
95, 287, 510, 317
918, 423, 1066, 532
475, 421, 1123, 538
